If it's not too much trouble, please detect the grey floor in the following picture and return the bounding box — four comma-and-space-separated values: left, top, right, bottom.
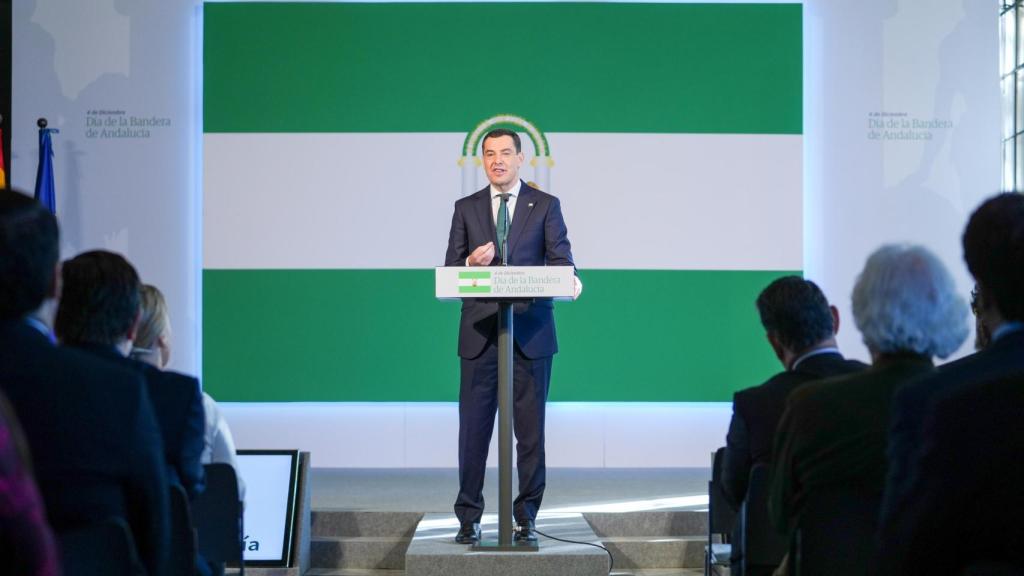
310, 468, 711, 512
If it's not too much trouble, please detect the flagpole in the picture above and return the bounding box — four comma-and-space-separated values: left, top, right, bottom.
34, 117, 58, 215
0, 113, 6, 190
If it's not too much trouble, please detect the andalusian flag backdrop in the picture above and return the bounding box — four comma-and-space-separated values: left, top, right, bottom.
203, 2, 803, 402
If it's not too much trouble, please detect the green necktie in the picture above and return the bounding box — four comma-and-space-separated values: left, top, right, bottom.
496, 193, 510, 262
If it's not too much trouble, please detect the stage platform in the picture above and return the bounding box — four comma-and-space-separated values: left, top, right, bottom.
269, 467, 714, 576
310, 468, 710, 512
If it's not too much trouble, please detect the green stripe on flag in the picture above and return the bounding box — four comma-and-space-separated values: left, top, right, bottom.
458, 286, 491, 294
202, 268, 798, 402
204, 2, 802, 135
458, 271, 491, 279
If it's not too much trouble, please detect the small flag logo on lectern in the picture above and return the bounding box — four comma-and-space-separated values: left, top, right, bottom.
458, 271, 491, 294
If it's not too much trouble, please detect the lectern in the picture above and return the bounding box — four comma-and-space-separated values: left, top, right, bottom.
436, 265, 575, 550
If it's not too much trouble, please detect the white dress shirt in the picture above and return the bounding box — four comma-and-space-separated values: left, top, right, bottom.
490, 179, 522, 226
200, 392, 247, 501
790, 346, 841, 371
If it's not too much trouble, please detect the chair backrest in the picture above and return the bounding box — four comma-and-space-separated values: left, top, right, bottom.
707, 447, 737, 575
741, 464, 787, 571
59, 517, 140, 576
709, 447, 737, 536
167, 483, 197, 576
192, 463, 244, 568
963, 563, 1024, 576
795, 486, 880, 576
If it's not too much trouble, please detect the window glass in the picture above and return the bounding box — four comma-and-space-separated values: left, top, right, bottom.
1002, 8, 1016, 76
1005, 76, 1016, 140
1016, 133, 1024, 190
1002, 3, 1020, 189
1017, 71, 1024, 138
1017, 5, 1024, 69
1004, 140, 1015, 191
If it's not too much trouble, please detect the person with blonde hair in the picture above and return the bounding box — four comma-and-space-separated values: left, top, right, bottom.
131, 284, 245, 500
130, 284, 173, 369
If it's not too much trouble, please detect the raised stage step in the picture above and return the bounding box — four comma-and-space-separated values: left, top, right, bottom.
585, 511, 709, 570
610, 565, 708, 569
305, 508, 711, 574
303, 568, 710, 576
312, 511, 423, 538
311, 536, 412, 570
405, 513, 610, 576
310, 511, 423, 572
600, 535, 706, 569
586, 510, 707, 538
303, 565, 403, 569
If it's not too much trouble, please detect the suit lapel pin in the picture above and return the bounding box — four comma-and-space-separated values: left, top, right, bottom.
528, 203, 534, 208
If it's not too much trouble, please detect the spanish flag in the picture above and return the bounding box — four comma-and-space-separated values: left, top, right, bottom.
0, 128, 6, 189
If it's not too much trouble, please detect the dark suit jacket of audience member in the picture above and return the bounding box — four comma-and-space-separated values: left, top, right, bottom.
0, 389, 60, 576
0, 320, 169, 574
878, 374, 1024, 575
770, 353, 934, 540
722, 351, 867, 508
74, 344, 206, 500
879, 328, 1024, 535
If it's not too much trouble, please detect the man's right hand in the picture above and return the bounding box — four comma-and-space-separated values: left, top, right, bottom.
467, 242, 495, 266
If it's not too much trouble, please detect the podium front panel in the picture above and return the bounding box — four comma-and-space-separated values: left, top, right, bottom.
435, 266, 574, 300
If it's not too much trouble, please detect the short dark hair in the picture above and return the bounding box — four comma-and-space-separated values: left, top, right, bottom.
0, 189, 59, 321
963, 192, 1024, 322
481, 128, 521, 153
55, 250, 141, 346
756, 276, 835, 353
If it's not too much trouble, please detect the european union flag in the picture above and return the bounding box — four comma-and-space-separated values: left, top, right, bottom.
34, 127, 58, 214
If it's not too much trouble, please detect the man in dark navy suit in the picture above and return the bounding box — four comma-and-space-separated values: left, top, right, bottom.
877, 192, 1024, 574
722, 277, 865, 512
0, 190, 169, 575
721, 276, 865, 571
445, 128, 579, 544
55, 250, 206, 502
889, 373, 1024, 575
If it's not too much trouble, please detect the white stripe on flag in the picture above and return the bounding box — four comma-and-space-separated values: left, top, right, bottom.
204, 132, 801, 271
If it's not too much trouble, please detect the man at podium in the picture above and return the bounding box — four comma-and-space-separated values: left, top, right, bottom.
444, 128, 579, 545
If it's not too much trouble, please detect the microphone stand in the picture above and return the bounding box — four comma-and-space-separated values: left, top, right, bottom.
496, 192, 515, 546
477, 191, 536, 550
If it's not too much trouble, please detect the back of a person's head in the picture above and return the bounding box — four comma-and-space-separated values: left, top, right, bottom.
962, 192, 1024, 322
756, 275, 834, 353
852, 244, 967, 359
55, 250, 141, 347
133, 284, 169, 351
0, 189, 59, 322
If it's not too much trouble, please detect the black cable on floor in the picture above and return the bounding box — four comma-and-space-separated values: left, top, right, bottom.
533, 528, 615, 575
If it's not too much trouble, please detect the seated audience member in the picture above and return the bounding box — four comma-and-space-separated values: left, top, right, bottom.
0, 190, 168, 574
131, 284, 245, 501
970, 284, 991, 351
887, 373, 1024, 575
769, 245, 967, 555
721, 276, 866, 570
55, 250, 206, 500
878, 193, 1024, 573
0, 391, 59, 576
